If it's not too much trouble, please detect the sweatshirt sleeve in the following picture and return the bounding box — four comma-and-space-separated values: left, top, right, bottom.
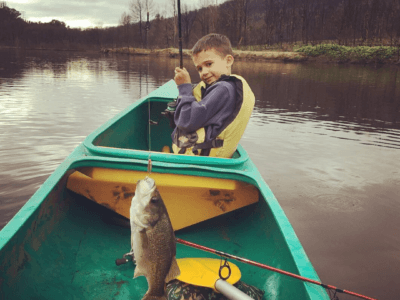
174, 81, 236, 132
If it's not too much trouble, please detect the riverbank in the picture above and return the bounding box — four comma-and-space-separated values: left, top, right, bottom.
295, 44, 400, 65
3, 44, 399, 65
103, 46, 400, 65
101, 44, 400, 65
102, 47, 307, 63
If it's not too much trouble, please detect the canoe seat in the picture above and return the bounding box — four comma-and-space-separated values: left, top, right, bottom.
66, 167, 259, 230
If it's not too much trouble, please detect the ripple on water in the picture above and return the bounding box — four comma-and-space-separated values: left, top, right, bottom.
310, 193, 365, 213
387, 173, 400, 187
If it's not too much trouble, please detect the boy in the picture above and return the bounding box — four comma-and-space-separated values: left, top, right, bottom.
172, 33, 255, 158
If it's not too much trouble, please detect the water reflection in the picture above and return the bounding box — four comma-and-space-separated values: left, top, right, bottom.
232, 61, 400, 150
233, 61, 400, 300
0, 49, 174, 230
1, 49, 399, 300
238, 62, 400, 127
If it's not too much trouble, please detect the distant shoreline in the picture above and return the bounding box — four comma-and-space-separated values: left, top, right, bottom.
101, 47, 307, 63
2, 45, 399, 65
102, 47, 400, 65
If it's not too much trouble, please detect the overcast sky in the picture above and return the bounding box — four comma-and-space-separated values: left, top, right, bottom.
6, 0, 226, 29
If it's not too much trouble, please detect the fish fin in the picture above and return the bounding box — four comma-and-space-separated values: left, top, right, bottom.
165, 256, 180, 283
133, 266, 146, 279
142, 294, 167, 300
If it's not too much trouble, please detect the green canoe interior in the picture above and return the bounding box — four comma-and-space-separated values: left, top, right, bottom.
93, 100, 173, 152
87, 97, 244, 162
0, 171, 325, 299
0, 84, 327, 299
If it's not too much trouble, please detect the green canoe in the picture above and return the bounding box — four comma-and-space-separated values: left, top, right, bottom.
0, 80, 329, 300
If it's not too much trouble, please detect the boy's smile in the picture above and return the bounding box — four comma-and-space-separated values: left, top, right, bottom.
193, 49, 234, 85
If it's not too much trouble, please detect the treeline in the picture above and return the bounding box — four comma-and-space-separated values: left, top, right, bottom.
0, 2, 115, 49
1, 0, 400, 51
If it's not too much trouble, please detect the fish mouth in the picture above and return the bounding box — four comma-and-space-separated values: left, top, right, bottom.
137, 177, 156, 195
144, 177, 155, 189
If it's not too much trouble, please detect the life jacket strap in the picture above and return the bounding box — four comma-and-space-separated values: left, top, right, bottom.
176, 139, 223, 155
192, 139, 224, 155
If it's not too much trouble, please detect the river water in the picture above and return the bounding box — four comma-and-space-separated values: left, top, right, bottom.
1, 48, 399, 300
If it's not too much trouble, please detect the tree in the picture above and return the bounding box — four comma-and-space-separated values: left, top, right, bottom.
386, 0, 400, 46
196, 0, 211, 36
264, 0, 278, 45
0, 2, 25, 45
228, 0, 249, 47
195, 0, 218, 36
300, 0, 312, 44
119, 12, 132, 48
130, 0, 154, 48
130, 0, 145, 47
181, 4, 197, 48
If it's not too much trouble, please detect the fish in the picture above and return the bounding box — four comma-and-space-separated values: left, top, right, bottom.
130, 177, 180, 300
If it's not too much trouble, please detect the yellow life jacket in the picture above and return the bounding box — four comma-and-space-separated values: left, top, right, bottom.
172, 74, 255, 158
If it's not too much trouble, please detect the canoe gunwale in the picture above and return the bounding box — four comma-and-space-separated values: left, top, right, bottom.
0, 143, 326, 296
0, 144, 257, 250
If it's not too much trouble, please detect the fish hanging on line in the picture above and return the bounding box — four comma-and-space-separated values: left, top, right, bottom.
130, 177, 180, 300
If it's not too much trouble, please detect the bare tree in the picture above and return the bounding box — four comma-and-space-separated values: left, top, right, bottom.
119, 12, 132, 48
386, 0, 400, 46
130, 0, 145, 47
196, 0, 219, 36
300, 0, 311, 44
181, 4, 197, 48
210, 0, 219, 33
168, 0, 177, 48
130, 0, 153, 47
232, 0, 249, 47
264, 0, 278, 45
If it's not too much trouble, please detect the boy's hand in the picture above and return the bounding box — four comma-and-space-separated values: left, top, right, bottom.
174, 67, 191, 86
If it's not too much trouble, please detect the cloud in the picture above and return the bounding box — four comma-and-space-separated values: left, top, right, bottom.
6, 0, 226, 29
7, 0, 131, 28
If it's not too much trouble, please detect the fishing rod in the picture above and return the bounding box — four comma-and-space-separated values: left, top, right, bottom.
177, 0, 183, 68
176, 238, 378, 300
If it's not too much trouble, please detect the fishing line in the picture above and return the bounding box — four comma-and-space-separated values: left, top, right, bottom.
146, 5, 153, 176
147, 46, 152, 175
147, 87, 152, 175
147, 0, 182, 176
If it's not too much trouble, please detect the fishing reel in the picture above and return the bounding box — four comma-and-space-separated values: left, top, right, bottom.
160, 100, 177, 129
147, 100, 176, 128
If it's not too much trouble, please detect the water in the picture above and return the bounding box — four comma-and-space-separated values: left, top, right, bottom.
1, 48, 399, 300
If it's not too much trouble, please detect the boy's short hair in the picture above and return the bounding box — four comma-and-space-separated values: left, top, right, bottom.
191, 33, 233, 57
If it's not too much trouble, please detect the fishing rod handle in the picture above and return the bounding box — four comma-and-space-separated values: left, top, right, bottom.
115, 258, 129, 266
215, 279, 254, 300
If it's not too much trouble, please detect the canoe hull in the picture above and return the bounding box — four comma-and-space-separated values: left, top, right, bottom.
0, 80, 329, 300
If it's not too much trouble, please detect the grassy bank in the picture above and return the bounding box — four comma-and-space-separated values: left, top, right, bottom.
105, 44, 400, 65
103, 47, 307, 62
294, 44, 400, 64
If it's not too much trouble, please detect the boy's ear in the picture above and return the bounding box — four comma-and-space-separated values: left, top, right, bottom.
226, 55, 234, 67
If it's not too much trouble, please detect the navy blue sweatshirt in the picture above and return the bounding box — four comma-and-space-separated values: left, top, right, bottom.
172, 80, 237, 143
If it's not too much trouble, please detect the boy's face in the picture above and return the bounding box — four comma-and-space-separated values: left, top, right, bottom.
193, 49, 234, 85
